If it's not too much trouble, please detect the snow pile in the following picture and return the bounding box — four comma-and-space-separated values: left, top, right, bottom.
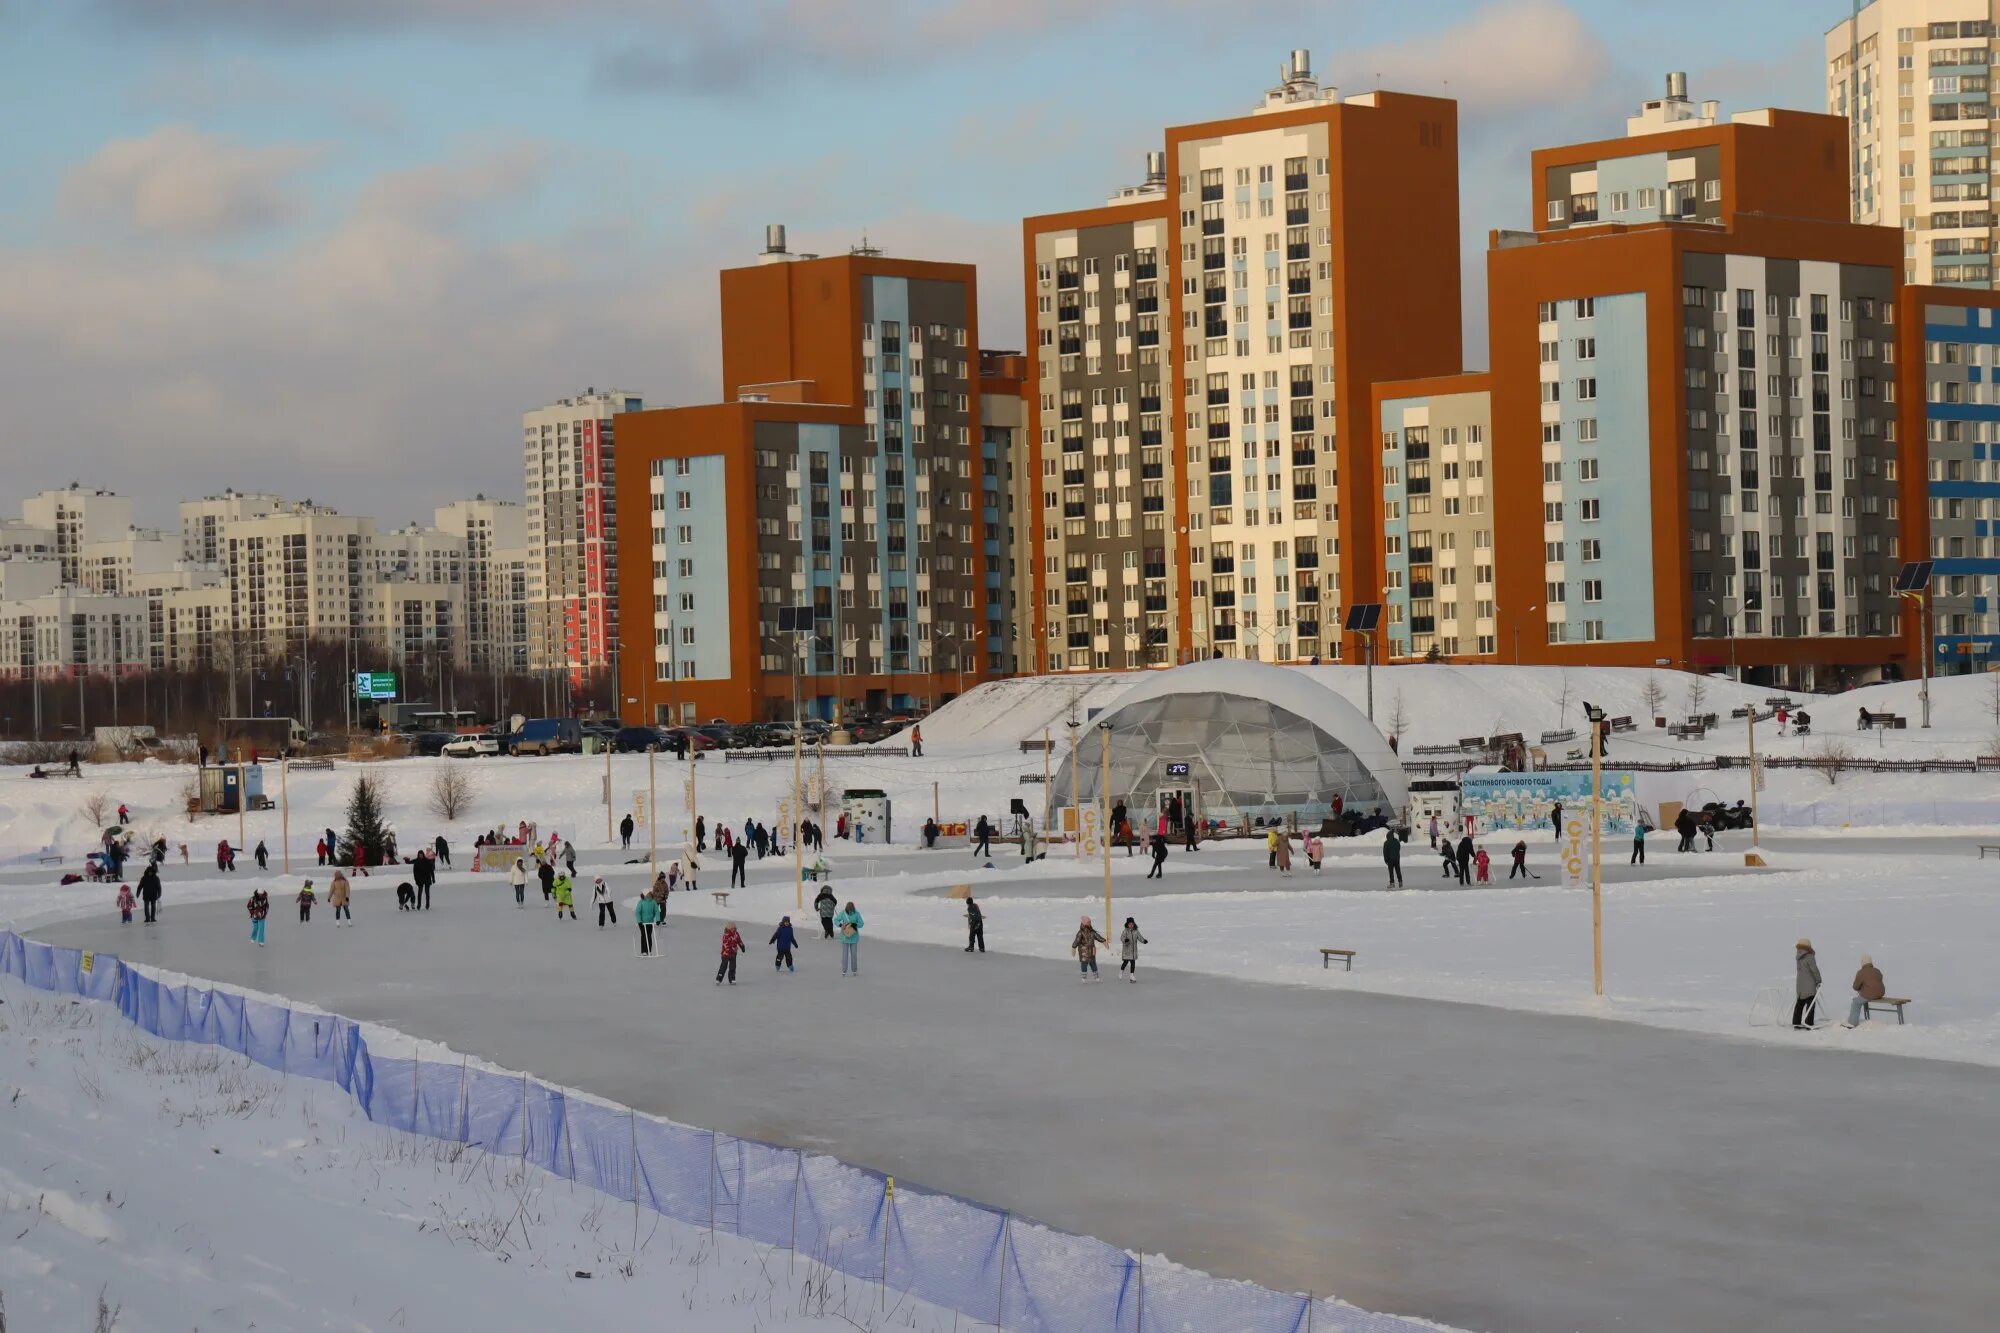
0, 980, 959, 1332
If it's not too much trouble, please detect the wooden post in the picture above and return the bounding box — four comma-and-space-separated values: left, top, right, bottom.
932, 780, 940, 824
1745, 707, 1765, 865
1068, 723, 1080, 857
1099, 725, 1112, 939
793, 718, 804, 911
1041, 726, 1052, 831
647, 747, 656, 882
996, 1213, 1011, 1331
604, 742, 613, 845
1590, 710, 1604, 997
236, 762, 246, 859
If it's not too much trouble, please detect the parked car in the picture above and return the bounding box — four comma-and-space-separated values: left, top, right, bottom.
612, 725, 665, 753
510, 717, 582, 756
441, 732, 502, 759
731, 722, 778, 748
661, 727, 718, 753
692, 724, 736, 751
410, 731, 457, 757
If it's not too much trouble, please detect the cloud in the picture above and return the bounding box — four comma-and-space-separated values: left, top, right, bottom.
1329, 0, 1611, 112
58, 124, 320, 240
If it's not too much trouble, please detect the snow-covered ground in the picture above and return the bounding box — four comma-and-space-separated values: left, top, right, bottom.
0, 976, 962, 1332
4, 665, 1997, 1068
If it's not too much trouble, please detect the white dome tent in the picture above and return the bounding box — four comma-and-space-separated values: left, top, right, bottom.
1049, 659, 1409, 828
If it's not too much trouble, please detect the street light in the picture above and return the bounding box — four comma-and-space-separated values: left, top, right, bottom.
1698, 596, 1737, 679
1512, 603, 1540, 665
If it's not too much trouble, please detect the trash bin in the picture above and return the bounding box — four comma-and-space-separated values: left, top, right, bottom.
582, 735, 601, 756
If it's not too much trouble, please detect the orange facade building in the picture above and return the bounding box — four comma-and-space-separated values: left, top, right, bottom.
613, 234, 1003, 723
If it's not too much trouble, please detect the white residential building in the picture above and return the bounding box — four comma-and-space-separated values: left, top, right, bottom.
524, 388, 642, 679
1829, 2, 2000, 286
435, 496, 528, 673
0, 557, 63, 602
0, 520, 57, 562
180, 490, 284, 564
19, 486, 133, 583
0, 588, 149, 679
78, 529, 185, 596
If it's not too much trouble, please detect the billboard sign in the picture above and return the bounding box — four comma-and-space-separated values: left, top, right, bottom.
353, 671, 398, 701
1460, 771, 1639, 840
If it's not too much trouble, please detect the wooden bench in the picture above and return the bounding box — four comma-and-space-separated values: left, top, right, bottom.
1980, 845, 2000, 859
1018, 738, 1053, 753
711, 890, 730, 906
1319, 947, 1357, 972
1860, 714, 1907, 731
1863, 997, 1912, 1026
1670, 725, 1706, 740
1609, 716, 1635, 733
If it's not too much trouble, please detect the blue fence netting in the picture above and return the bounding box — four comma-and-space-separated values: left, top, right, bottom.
0, 929, 1443, 1333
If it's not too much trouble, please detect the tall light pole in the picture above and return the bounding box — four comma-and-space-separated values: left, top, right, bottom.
1897, 586, 1933, 728
1098, 721, 1113, 937
1512, 603, 1540, 665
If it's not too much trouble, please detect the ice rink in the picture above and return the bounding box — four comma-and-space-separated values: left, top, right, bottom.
39, 879, 2000, 1333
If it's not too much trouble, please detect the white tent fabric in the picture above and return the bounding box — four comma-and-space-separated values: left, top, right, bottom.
1050, 659, 1409, 823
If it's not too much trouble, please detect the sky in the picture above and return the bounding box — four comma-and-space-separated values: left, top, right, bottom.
0, 0, 1833, 527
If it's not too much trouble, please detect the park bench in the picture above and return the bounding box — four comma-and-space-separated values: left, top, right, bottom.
1861, 713, 1907, 730
1670, 724, 1706, 740
1609, 716, 1635, 733
1319, 947, 1357, 972
1980, 844, 2000, 859
1456, 736, 1487, 751
711, 890, 730, 906
1018, 738, 1053, 753
1863, 996, 1912, 1026
36, 847, 62, 865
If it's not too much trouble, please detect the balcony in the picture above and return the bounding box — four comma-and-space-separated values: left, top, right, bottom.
1209, 454, 1231, 474
1284, 173, 1309, 191
1063, 469, 1086, 485
1207, 421, 1232, 440
1287, 313, 1312, 330
1210, 556, 1235, 573
1293, 484, 1317, 500
1067, 599, 1091, 615
1057, 306, 1081, 323
1056, 272, 1080, 290
1136, 330, 1159, 347
1068, 631, 1093, 648
1286, 208, 1309, 225
1298, 587, 1320, 604
1063, 503, 1087, 518
1134, 296, 1159, 313
1407, 545, 1432, 564
1066, 567, 1089, 584
1142, 496, 1165, 512
1134, 262, 1158, 279
1410, 580, 1435, 599
1297, 620, 1320, 638
1289, 415, 1314, 433
1058, 338, 1082, 355
1139, 395, 1161, 413
1204, 321, 1230, 339
1294, 550, 1318, 569
1062, 437, 1085, 454
1291, 448, 1316, 466
1061, 405, 1084, 420
1139, 430, 1163, 446
1287, 277, 1312, 295
1204, 252, 1226, 271
1139, 462, 1163, 480
1404, 441, 1429, 461
1405, 477, 1431, 496
1202, 217, 1225, 236
1143, 563, 1167, 579
1200, 183, 1224, 201
1147, 627, 1169, 645
1410, 616, 1436, 634
1213, 624, 1238, 642
1287, 243, 1311, 260
1145, 595, 1168, 611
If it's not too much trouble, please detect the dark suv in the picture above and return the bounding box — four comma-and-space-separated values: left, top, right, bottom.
611, 726, 665, 753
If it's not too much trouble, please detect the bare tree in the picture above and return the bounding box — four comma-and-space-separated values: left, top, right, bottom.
1555, 672, 1574, 728
1686, 673, 1710, 719
427, 763, 476, 823
79, 788, 114, 828
1641, 674, 1667, 720
1808, 737, 1854, 786
1387, 689, 1410, 747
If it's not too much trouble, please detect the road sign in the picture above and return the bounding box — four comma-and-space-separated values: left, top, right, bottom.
352, 671, 397, 701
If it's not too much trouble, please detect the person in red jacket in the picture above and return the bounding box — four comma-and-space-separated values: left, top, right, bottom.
715, 922, 745, 985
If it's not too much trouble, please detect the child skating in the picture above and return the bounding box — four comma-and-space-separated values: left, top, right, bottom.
592, 875, 617, 928
116, 882, 135, 924
1118, 917, 1148, 982
247, 888, 270, 945
716, 922, 745, 984
297, 880, 315, 922
1474, 847, 1491, 884
552, 872, 576, 920
770, 916, 797, 972
1072, 915, 1108, 981
634, 892, 660, 957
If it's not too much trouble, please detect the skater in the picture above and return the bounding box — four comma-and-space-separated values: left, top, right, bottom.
910, 723, 922, 757
248, 888, 270, 945
1510, 840, 1531, 880
297, 879, 315, 922
715, 922, 744, 984
972, 815, 992, 859
137, 862, 162, 922
1071, 915, 1107, 980
1793, 938, 1822, 1029
833, 901, 864, 975
217, 838, 235, 872
815, 884, 839, 938
434, 834, 451, 868
923, 816, 939, 849
315, 836, 327, 866
538, 859, 556, 904
253, 839, 268, 870
1147, 831, 1168, 880
729, 838, 749, 888
1439, 838, 1458, 880
412, 851, 434, 910
620, 813, 634, 848
1631, 818, 1649, 865
1455, 833, 1475, 887
1274, 831, 1293, 876
1549, 802, 1563, 840
67, 748, 80, 777
1267, 827, 1281, 868
329, 868, 352, 924
117, 882, 135, 924
1303, 832, 1323, 873
553, 872, 576, 920
510, 857, 528, 907
1183, 805, 1200, 852
1699, 813, 1716, 852
561, 841, 576, 876
324, 828, 339, 864
1118, 917, 1147, 981
1674, 807, 1697, 853
635, 892, 661, 957
1844, 954, 1886, 1027
1427, 812, 1440, 849
592, 875, 618, 927
117, 802, 130, 825
770, 916, 797, 971
1383, 826, 1403, 888
397, 881, 416, 910
695, 815, 706, 852
965, 895, 986, 952
1111, 801, 1128, 856
1776, 705, 1789, 734
1474, 846, 1491, 884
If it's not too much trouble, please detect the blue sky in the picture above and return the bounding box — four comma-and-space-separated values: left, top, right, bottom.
0, 0, 1833, 522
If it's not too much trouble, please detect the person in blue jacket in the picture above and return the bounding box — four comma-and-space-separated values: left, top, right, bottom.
770, 915, 798, 972
832, 902, 864, 976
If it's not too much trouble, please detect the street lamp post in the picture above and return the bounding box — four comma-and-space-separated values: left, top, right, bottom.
1512, 603, 1540, 666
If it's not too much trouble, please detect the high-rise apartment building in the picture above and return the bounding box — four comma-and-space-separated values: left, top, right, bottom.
615, 234, 991, 723
21, 486, 134, 583
1903, 284, 2000, 667
1828, 3, 1999, 287
180, 491, 283, 564
1367, 77, 1919, 686
980, 350, 1031, 675
435, 497, 529, 673
0, 588, 149, 679
1023, 51, 1463, 670
524, 389, 642, 683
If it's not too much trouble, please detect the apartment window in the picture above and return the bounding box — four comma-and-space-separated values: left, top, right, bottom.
1579, 498, 1602, 521
1547, 199, 1566, 223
